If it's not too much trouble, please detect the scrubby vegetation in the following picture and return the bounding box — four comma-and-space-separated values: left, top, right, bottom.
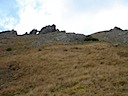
0, 41, 128, 96
84, 35, 99, 41
6, 48, 12, 51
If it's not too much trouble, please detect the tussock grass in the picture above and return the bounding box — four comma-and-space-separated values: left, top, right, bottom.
0, 42, 128, 96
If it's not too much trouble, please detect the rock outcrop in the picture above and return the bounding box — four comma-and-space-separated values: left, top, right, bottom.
0, 29, 17, 35
39, 24, 58, 34
31, 32, 86, 46
91, 27, 128, 44
27, 24, 58, 35
0, 24, 87, 46
29, 29, 38, 35
0, 29, 17, 39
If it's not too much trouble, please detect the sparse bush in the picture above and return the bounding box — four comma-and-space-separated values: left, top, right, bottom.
6, 48, 12, 51
63, 49, 68, 51
38, 49, 42, 51
2, 92, 15, 96
84, 35, 99, 41
24, 46, 29, 49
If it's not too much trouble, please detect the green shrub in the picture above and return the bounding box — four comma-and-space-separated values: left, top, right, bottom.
84, 35, 99, 41
2, 92, 15, 96
6, 48, 12, 51
38, 49, 42, 51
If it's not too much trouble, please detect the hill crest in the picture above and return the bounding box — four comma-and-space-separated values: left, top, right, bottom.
92, 27, 128, 45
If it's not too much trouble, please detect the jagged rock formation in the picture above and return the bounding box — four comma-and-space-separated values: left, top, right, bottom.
29, 29, 38, 35
28, 24, 58, 35
39, 24, 58, 34
1, 25, 127, 45
0, 29, 17, 39
0, 25, 86, 46
91, 27, 128, 44
0, 29, 17, 35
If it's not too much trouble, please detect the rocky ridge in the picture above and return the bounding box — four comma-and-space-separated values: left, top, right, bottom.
0, 25, 128, 45
29, 24, 58, 35
91, 27, 128, 45
0, 29, 17, 39
0, 25, 86, 46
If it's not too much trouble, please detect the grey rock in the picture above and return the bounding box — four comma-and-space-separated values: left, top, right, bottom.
29, 29, 38, 35
0, 29, 17, 39
91, 27, 128, 45
39, 24, 57, 34
67, 33, 86, 42
0, 29, 17, 35
31, 32, 86, 46
0, 25, 86, 46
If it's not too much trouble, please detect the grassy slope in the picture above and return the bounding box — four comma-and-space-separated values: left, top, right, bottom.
0, 40, 128, 96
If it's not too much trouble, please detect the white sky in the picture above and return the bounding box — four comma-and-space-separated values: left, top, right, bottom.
0, 0, 128, 35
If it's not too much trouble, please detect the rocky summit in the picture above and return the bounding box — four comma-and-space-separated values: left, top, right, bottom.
0, 25, 128, 45
0, 24, 87, 46
91, 27, 128, 45
29, 24, 58, 35
0, 29, 17, 38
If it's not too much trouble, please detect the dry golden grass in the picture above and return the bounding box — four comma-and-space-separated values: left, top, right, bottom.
0, 41, 128, 96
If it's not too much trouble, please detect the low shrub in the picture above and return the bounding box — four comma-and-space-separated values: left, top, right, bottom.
6, 48, 12, 51
84, 35, 99, 41
2, 92, 15, 96
38, 49, 42, 51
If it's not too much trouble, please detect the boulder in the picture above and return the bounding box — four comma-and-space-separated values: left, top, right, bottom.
39, 24, 57, 34
29, 29, 38, 35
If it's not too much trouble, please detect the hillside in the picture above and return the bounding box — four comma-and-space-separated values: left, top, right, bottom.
91, 27, 128, 45
0, 41, 128, 96
0, 25, 128, 96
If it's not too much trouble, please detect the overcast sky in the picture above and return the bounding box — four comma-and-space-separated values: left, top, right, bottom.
0, 0, 128, 35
